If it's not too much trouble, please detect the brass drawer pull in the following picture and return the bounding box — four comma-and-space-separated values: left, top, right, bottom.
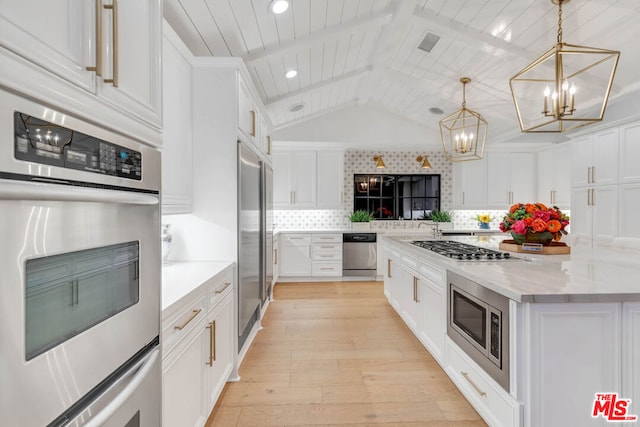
461, 371, 487, 397
86, 0, 103, 76
206, 321, 216, 366
103, 0, 119, 86
215, 282, 232, 294
174, 308, 202, 330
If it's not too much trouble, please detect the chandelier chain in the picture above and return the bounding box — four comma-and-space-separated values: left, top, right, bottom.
557, 0, 563, 43
461, 81, 467, 108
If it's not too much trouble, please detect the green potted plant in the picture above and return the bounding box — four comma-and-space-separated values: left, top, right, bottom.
349, 210, 374, 230
430, 210, 454, 229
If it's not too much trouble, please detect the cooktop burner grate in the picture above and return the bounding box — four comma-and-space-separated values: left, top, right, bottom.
411, 240, 514, 261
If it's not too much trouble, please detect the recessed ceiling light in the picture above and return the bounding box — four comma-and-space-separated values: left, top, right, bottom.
289, 103, 305, 112
269, 0, 289, 14
285, 69, 298, 79
429, 107, 444, 115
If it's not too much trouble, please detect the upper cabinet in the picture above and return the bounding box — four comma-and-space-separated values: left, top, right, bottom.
161, 24, 193, 214
537, 144, 571, 209
273, 149, 344, 210
619, 121, 640, 184
451, 159, 487, 209
0, 0, 162, 137
486, 152, 535, 208
238, 77, 258, 144
571, 129, 619, 188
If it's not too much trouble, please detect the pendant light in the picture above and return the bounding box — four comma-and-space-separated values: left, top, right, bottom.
509, 0, 620, 133
439, 77, 488, 162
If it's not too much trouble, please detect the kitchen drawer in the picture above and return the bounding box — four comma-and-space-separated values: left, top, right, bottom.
445, 338, 521, 427
281, 234, 312, 245
208, 270, 233, 308
162, 292, 207, 357
311, 243, 342, 258
311, 233, 342, 243
312, 261, 342, 276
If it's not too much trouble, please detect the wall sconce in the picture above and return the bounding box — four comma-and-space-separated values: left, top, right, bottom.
416, 155, 432, 169
373, 155, 386, 169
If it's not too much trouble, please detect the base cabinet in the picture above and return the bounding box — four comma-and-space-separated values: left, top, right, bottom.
162, 267, 235, 427
279, 234, 312, 277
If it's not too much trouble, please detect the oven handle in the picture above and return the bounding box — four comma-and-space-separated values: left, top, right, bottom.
83, 348, 159, 427
0, 180, 159, 205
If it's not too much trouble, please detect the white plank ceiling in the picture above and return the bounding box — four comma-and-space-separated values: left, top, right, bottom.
164, 0, 640, 145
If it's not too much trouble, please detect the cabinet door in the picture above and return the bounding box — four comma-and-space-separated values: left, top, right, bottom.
163, 327, 207, 427
0, 0, 96, 92
509, 153, 535, 203
291, 151, 316, 208
552, 145, 571, 208
279, 244, 312, 276
592, 186, 618, 243
272, 152, 293, 207
204, 297, 234, 414
623, 303, 640, 412
238, 77, 256, 141
452, 160, 487, 208
161, 30, 193, 214
419, 278, 444, 362
570, 187, 592, 243
486, 152, 511, 207
619, 122, 640, 184
316, 150, 344, 208
570, 135, 593, 187
619, 184, 640, 239
537, 149, 556, 206
97, 0, 162, 127
592, 128, 619, 186
398, 265, 419, 332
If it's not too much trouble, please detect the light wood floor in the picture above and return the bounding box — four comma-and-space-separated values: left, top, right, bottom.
205, 281, 487, 427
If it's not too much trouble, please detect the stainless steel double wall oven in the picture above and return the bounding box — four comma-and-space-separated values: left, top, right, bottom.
0, 89, 161, 426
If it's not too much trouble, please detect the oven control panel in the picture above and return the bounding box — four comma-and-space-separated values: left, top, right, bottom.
13, 112, 142, 181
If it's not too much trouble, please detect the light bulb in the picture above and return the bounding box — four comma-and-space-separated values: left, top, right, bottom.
552, 92, 558, 100
269, 0, 289, 14
562, 79, 569, 91
544, 86, 551, 97
569, 83, 576, 95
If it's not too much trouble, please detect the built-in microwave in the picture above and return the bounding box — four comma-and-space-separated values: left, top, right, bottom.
447, 270, 510, 391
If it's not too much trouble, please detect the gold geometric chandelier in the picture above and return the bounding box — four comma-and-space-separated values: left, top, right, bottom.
439, 77, 487, 162
509, 0, 620, 133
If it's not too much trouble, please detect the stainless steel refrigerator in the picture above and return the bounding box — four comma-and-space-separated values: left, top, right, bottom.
238, 142, 262, 350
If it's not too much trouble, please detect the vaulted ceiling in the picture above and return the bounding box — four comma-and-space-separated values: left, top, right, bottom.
164, 0, 640, 148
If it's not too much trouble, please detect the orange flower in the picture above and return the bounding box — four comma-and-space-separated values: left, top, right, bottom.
525, 203, 538, 213
509, 204, 520, 213
524, 217, 534, 226
547, 219, 562, 233
531, 218, 547, 232
535, 202, 548, 211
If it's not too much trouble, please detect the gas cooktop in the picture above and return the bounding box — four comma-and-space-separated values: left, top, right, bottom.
411, 240, 515, 261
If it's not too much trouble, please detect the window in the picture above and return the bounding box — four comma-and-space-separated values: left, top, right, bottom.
353, 174, 440, 220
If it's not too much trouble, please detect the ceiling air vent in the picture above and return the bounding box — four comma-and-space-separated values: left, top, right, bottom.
418, 32, 441, 53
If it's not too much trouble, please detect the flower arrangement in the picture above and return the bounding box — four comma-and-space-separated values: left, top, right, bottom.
499, 203, 570, 244
374, 206, 393, 218
474, 214, 493, 224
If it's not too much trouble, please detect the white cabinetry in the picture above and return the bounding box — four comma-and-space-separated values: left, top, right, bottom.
272, 151, 316, 209
623, 303, 640, 411
487, 152, 535, 208
311, 233, 342, 276
570, 130, 620, 245
522, 302, 621, 427
162, 266, 235, 427
278, 234, 312, 276
537, 144, 571, 208
161, 24, 193, 214
619, 122, 640, 184
238, 77, 258, 144
0, 0, 162, 129
316, 150, 344, 208
452, 159, 487, 208
273, 234, 279, 285
417, 260, 445, 363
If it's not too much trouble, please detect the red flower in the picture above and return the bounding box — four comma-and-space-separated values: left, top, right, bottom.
531, 218, 547, 233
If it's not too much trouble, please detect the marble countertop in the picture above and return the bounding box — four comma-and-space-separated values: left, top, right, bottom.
162, 261, 234, 311
274, 228, 502, 236
383, 235, 640, 303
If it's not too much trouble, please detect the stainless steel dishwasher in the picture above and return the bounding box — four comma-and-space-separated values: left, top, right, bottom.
342, 233, 377, 277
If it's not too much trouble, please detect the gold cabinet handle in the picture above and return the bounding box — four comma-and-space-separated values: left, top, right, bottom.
86, 0, 103, 76
387, 259, 392, 278
103, 0, 119, 87
174, 308, 202, 330
414, 277, 419, 303
215, 282, 232, 294
591, 188, 595, 206
461, 371, 487, 397
274, 248, 278, 265
250, 110, 256, 137
267, 135, 271, 155
206, 320, 216, 366
462, 191, 465, 205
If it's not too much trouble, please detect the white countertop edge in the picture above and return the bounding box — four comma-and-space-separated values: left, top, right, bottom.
161, 260, 235, 312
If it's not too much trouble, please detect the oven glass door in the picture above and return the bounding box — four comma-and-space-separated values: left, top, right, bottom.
25, 241, 140, 361
452, 287, 487, 349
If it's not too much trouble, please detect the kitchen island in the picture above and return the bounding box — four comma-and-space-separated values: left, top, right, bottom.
382, 235, 640, 427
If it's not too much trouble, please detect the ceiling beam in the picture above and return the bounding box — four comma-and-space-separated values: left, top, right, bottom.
264, 66, 371, 106
271, 99, 359, 131
243, 9, 393, 64
411, 6, 537, 61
